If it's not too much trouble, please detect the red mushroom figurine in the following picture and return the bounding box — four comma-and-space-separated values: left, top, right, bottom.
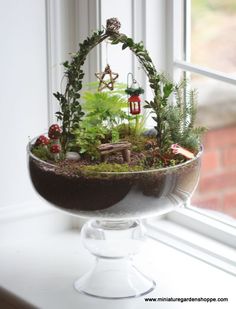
35, 135, 50, 147
48, 124, 62, 140
50, 143, 61, 161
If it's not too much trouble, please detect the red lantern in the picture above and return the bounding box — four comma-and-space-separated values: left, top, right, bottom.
128, 95, 141, 115
125, 73, 144, 116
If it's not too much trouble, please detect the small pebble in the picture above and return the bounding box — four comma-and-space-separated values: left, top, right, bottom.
65, 151, 80, 161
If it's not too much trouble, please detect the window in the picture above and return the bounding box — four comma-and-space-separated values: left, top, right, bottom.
170, 0, 236, 225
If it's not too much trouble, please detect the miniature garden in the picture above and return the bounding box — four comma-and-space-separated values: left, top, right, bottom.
31, 18, 204, 175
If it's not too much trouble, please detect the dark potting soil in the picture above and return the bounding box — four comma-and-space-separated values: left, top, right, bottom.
29, 153, 201, 217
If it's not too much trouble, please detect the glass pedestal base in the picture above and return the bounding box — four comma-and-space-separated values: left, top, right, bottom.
74, 219, 156, 299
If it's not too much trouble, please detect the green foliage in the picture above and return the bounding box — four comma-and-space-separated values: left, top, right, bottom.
144, 79, 205, 154
125, 87, 144, 96
72, 124, 106, 160
82, 91, 128, 128
31, 144, 65, 162
31, 145, 50, 161
130, 112, 149, 136
141, 155, 164, 169
111, 128, 120, 143
81, 83, 148, 147
167, 81, 206, 152
125, 134, 149, 153
116, 112, 148, 139
82, 83, 148, 139
69, 82, 148, 160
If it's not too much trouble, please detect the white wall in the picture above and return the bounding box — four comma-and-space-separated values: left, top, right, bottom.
0, 0, 48, 207
47, 0, 77, 120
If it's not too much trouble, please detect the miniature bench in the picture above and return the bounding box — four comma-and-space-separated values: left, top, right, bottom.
98, 142, 131, 163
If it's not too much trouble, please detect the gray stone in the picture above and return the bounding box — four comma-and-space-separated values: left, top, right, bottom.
65, 152, 80, 161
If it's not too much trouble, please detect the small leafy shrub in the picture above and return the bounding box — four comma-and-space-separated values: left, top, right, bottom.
31, 145, 50, 161
82, 91, 128, 129
72, 124, 107, 160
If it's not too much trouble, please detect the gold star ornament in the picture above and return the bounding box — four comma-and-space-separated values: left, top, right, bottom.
95, 64, 119, 91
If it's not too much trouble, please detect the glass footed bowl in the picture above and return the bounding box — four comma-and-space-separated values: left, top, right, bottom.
27, 136, 202, 299
28, 137, 202, 219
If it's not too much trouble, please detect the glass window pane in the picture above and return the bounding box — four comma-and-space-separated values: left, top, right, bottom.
191, 0, 236, 73
189, 72, 236, 223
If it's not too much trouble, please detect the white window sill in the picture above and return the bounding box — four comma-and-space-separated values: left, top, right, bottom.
0, 205, 236, 309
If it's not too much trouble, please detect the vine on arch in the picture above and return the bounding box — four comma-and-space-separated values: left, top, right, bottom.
53, 30, 109, 149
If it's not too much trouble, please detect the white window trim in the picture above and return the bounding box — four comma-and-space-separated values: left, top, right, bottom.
168, 207, 236, 245
175, 60, 236, 86
145, 212, 236, 276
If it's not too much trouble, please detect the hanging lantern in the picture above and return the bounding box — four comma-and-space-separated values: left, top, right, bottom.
128, 95, 141, 115
125, 73, 144, 115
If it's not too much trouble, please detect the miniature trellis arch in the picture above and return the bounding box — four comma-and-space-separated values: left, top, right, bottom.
53, 18, 166, 148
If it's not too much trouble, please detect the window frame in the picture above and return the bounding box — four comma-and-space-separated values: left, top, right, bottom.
170, 0, 236, 85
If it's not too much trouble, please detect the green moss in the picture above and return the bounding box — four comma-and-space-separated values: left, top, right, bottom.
125, 135, 150, 153
79, 163, 143, 173
31, 145, 65, 162
141, 156, 164, 169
